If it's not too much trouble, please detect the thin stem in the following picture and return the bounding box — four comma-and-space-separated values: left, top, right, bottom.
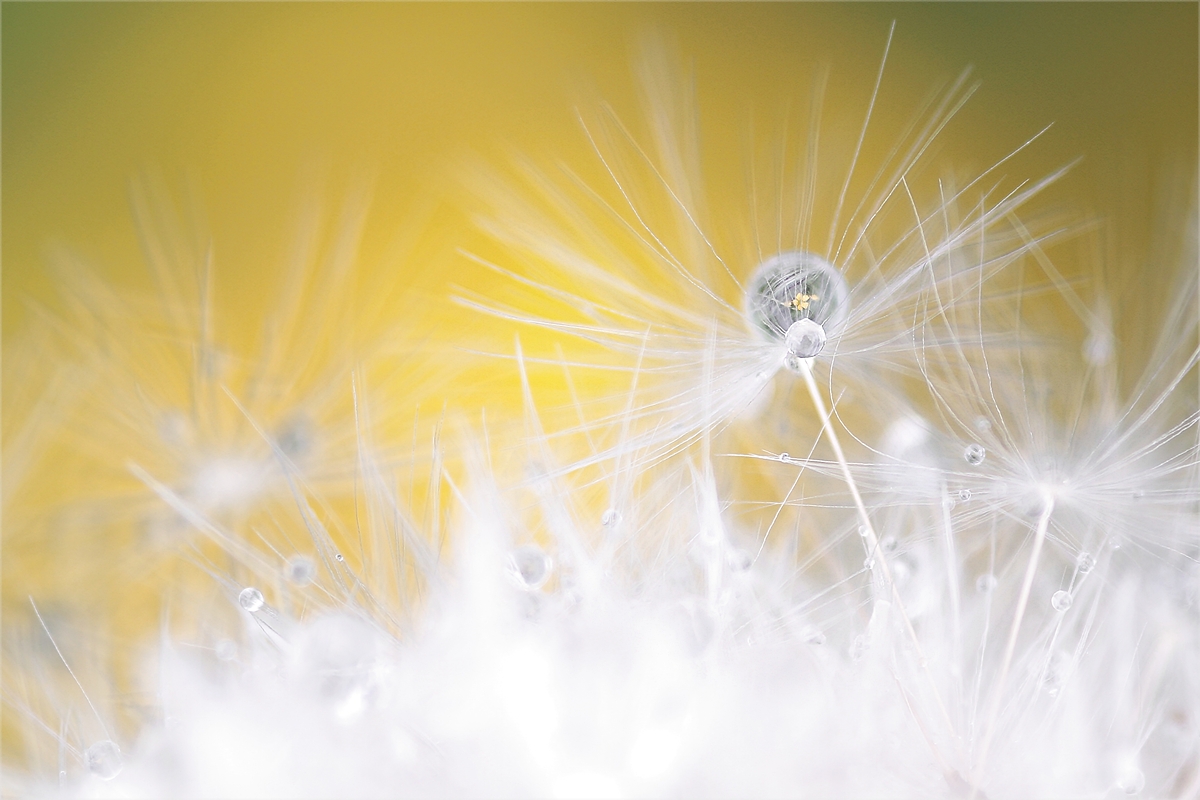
797, 359, 957, 754
970, 488, 1056, 799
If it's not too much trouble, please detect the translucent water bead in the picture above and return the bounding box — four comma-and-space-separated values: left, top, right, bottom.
285, 555, 316, 585
238, 587, 265, 612
85, 740, 122, 780
785, 318, 827, 359
508, 545, 551, 590
964, 443, 987, 466
1051, 590, 1073, 612
745, 251, 849, 342
1116, 764, 1146, 795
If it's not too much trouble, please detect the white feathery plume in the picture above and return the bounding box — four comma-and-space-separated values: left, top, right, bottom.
3, 30, 1198, 800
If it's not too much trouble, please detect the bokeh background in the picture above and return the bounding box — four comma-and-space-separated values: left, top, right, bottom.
2, 0, 1196, 773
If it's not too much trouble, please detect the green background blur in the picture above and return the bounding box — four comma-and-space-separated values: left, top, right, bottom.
4, 3, 1196, 340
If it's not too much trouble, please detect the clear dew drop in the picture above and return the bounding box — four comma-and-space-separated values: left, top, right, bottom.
1076, 551, 1096, 574
849, 634, 868, 662
958, 488, 972, 502
601, 508, 622, 528
964, 443, 987, 466
509, 545, 551, 591
285, 555, 315, 585
857, 525, 869, 539
238, 587, 264, 612
727, 548, 753, 572
85, 739, 122, 780
745, 251, 850, 341
976, 573, 997, 594
782, 351, 806, 374
1051, 590, 1073, 612
778, 452, 790, 463
784, 318, 827, 359
1117, 765, 1146, 795
1083, 330, 1114, 366
801, 625, 826, 645
214, 639, 237, 662
335, 553, 345, 562
880, 536, 898, 553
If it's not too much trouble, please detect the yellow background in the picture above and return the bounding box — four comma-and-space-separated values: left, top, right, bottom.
1, 0, 1196, 768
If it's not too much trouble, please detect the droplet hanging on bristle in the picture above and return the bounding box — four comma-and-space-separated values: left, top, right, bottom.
745, 251, 849, 343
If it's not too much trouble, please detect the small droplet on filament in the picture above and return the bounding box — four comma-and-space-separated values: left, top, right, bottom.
964, 444, 986, 466
238, 587, 264, 612
1051, 590, 1072, 612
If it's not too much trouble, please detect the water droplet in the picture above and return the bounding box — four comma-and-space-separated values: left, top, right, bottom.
335, 553, 345, 562
976, 573, 997, 594
1083, 331, 1114, 366
745, 251, 849, 341
784, 318, 827, 359
601, 508, 621, 528
85, 740, 122, 780
509, 545, 551, 590
849, 634, 868, 661
285, 555, 315, 585
801, 625, 826, 645
880, 536, 898, 552
679, 601, 716, 655
778, 452, 790, 463
964, 443, 987, 466
782, 351, 806, 374
238, 587, 264, 612
857, 525, 869, 539
275, 416, 314, 459
1116, 765, 1145, 795
863, 556, 876, 571
958, 488, 972, 502
727, 548, 753, 571
1076, 551, 1096, 574
975, 416, 992, 432
1051, 590, 1072, 612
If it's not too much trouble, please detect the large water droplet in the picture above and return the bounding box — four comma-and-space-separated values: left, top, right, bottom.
976, 573, 997, 594
745, 251, 849, 341
85, 740, 122, 780
509, 545, 551, 590
238, 587, 264, 612
601, 508, 622, 528
784, 318, 827, 359
964, 444, 986, 466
